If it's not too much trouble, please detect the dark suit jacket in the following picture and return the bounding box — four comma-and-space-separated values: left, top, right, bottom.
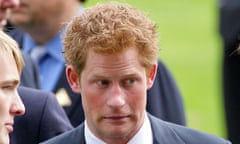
10, 87, 73, 144
21, 53, 40, 89
6, 27, 186, 127
220, 1, 240, 143
40, 114, 231, 144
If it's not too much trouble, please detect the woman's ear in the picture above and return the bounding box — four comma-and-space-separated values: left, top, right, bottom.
147, 63, 157, 90
66, 65, 81, 93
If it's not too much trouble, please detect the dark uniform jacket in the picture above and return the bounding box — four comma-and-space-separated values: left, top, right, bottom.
10, 87, 73, 144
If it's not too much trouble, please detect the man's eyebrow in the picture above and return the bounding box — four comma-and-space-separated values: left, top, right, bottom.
0, 79, 20, 86
91, 72, 139, 78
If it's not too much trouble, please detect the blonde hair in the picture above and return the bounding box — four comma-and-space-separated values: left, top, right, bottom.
0, 31, 24, 74
63, 1, 159, 75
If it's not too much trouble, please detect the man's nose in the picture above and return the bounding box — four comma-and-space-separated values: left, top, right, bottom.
106, 85, 126, 108
1, 0, 20, 9
10, 93, 25, 116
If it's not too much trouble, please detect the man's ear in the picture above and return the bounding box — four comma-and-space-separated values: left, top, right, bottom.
147, 63, 157, 90
66, 65, 81, 93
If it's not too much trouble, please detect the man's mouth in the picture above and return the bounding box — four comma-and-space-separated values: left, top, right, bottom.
5, 123, 14, 133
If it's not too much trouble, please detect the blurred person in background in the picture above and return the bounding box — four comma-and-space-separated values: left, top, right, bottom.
0, 1, 24, 144
7, 0, 90, 127
219, 0, 240, 143
0, 30, 25, 144
1, 1, 73, 144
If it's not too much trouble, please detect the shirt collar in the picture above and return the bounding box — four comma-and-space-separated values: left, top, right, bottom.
128, 113, 153, 144
85, 121, 106, 144
22, 31, 65, 63
84, 112, 153, 144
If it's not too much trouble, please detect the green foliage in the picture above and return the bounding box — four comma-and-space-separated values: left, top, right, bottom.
85, 0, 226, 137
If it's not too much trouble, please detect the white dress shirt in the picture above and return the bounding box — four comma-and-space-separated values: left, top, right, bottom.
85, 112, 153, 144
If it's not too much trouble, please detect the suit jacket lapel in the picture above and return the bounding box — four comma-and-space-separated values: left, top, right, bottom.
149, 114, 162, 144
148, 114, 184, 144
79, 124, 86, 144
70, 123, 86, 144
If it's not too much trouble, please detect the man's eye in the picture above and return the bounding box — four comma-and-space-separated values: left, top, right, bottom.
125, 79, 135, 85
127, 79, 134, 84
2, 85, 15, 90
97, 80, 109, 86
